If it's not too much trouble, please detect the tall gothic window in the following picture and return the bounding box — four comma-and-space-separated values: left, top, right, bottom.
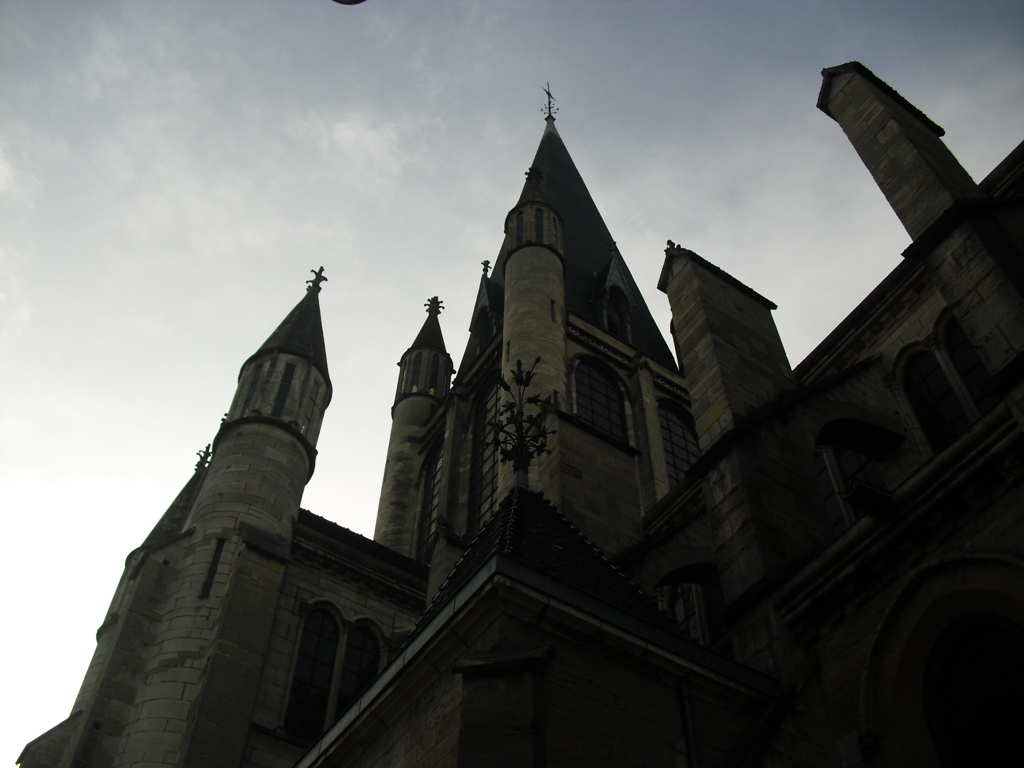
284, 609, 339, 742
534, 208, 544, 244
335, 626, 381, 717
271, 363, 296, 419
658, 402, 700, 488
903, 351, 970, 451
410, 352, 422, 393
428, 354, 440, 396
944, 318, 1000, 414
516, 210, 524, 246
656, 565, 726, 647
242, 363, 265, 416
302, 379, 321, 435
574, 360, 627, 442
417, 444, 444, 563
468, 382, 501, 535
814, 446, 885, 537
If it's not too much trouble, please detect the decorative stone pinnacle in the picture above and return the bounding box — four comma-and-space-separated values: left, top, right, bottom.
425, 296, 444, 316
525, 165, 544, 182
542, 82, 558, 120
307, 266, 328, 292
195, 444, 212, 470
493, 358, 556, 488
481, 260, 491, 277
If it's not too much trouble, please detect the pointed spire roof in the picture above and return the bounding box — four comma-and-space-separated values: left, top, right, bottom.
409, 296, 447, 354
246, 270, 330, 384
493, 118, 676, 369
419, 487, 675, 633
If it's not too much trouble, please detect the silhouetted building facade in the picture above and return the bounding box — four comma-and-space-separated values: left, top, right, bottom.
21, 62, 1024, 768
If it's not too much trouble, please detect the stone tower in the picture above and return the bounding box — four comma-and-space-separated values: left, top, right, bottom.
40, 274, 333, 768
374, 297, 453, 558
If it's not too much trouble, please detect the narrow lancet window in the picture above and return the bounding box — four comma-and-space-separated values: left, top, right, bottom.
272, 363, 296, 419
516, 210, 524, 246
944, 318, 1000, 414
284, 609, 339, 742
535, 208, 544, 244
411, 353, 422, 393
335, 627, 380, 716
658, 402, 700, 488
302, 379, 321, 434
417, 445, 444, 563
242, 364, 265, 416
903, 352, 969, 450
428, 354, 440, 396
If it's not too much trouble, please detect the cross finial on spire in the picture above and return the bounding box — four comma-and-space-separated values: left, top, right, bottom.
307, 266, 328, 293
482, 260, 491, 277
542, 82, 558, 120
425, 296, 444, 316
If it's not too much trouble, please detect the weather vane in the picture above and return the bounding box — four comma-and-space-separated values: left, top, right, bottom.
542, 82, 558, 119
307, 266, 328, 292
425, 296, 444, 316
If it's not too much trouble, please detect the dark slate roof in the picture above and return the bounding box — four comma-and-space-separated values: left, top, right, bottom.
296, 509, 429, 580
410, 311, 447, 354
491, 118, 677, 370
418, 486, 676, 632
136, 461, 209, 556
245, 288, 330, 386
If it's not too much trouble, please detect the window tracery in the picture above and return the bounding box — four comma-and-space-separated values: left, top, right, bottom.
417, 444, 444, 563
467, 382, 501, 535
574, 360, 627, 442
657, 402, 700, 487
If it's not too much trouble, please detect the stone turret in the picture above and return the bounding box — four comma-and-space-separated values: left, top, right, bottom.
374, 297, 453, 557
186, 269, 332, 543
498, 127, 568, 496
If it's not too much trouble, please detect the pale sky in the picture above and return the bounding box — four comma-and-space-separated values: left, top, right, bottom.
2, 0, 1022, 761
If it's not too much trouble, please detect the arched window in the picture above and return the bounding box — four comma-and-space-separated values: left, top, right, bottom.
903, 351, 970, 451
468, 382, 501, 535
302, 379, 321, 435
944, 318, 1000, 414
657, 402, 700, 487
656, 564, 726, 647
410, 352, 422, 393
335, 626, 381, 716
284, 609, 340, 742
271, 363, 296, 419
814, 446, 885, 536
516, 210, 524, 246
534, 208, 544, 244
428, 354, 440, 396
605, 288, 631, 342
417, 444, 444, 563
242, 363, 265, 416
551, 217, 558, 247
574, 360, 627, 442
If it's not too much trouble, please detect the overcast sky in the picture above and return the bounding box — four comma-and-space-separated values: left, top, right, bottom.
2, 0, 1022, 760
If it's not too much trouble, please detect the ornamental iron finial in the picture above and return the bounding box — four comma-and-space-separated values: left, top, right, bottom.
425, 296, 444, 316
542, 82, 558, 120
482, 260, 491, 277
307, 266, 328, 292
494, 358, 556, 488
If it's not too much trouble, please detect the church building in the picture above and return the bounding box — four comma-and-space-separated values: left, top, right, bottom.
20, 62, 1024, 768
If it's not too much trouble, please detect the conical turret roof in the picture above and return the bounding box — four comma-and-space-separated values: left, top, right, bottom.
408, 296, 447, 354
493, 117, 676, 370
246, 284, 330, 384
